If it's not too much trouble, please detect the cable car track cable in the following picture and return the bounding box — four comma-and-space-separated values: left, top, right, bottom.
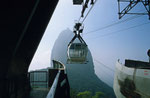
94, 58, 115, 72
84, 15, 142, 35
79, 0, 98, 24
83, 10, 146, 35
86, 22, 150, 40
82, 0, 98, 23
94, 60, 115, 78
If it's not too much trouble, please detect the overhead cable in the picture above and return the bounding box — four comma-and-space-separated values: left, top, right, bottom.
78, 0, 98, 23
85, 15, 141, 35
81, 0, 98, 23
87, 22, 150, 40
94, 58, 115, 72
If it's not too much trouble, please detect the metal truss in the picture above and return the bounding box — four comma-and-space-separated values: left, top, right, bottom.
118, 0, 150, 19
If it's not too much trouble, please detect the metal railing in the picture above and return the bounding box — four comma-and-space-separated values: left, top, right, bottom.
46, 70, 60, 98
46, 70, 70, 98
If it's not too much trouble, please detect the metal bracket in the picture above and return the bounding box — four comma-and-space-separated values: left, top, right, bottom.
68, 23, 87, 46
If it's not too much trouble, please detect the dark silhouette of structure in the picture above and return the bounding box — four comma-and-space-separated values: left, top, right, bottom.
0, 0, 58, 98
118, 0, 150, 19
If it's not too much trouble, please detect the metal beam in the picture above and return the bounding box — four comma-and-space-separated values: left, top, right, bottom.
118, 0, 150, 19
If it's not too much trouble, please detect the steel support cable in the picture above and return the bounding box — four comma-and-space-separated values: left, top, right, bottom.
78, 16, 82, 23
90, 48, 114, 72
80, 0, 98, 24
86, 22, 150, 40
94, 58, 115, 72
84, 15, 141, 35
97, 71, 114, 81
84, 10, 146, 35
89, 49, 114, 80
80, 63, 114, 88
94, 61, 115, 75
94, 59, 114, 80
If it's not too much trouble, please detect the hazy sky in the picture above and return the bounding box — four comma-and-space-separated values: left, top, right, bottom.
28, 0, 150, 84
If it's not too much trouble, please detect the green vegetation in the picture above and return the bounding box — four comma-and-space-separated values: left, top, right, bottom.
70, 90, 104, 98
92, 92, 104, 98
77, 91, 92, 98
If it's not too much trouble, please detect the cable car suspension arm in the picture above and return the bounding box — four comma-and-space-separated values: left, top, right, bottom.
68, 23, 87, 46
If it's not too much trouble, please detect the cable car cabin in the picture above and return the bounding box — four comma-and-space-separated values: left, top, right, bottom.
67, 43, 88, 64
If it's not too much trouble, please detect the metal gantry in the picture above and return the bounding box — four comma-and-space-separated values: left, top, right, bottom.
118, 0, 150, 19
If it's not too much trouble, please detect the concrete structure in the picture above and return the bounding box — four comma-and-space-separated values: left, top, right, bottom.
114, 60, 150, 98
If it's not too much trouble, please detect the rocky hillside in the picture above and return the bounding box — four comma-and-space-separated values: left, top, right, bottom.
51, 29, 116, 98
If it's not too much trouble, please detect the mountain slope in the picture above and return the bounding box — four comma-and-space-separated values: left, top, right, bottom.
51, 29, 115, 97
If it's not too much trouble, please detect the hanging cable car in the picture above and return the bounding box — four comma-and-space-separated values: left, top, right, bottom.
67, 23, 88, 64
67, 43, 88, 62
